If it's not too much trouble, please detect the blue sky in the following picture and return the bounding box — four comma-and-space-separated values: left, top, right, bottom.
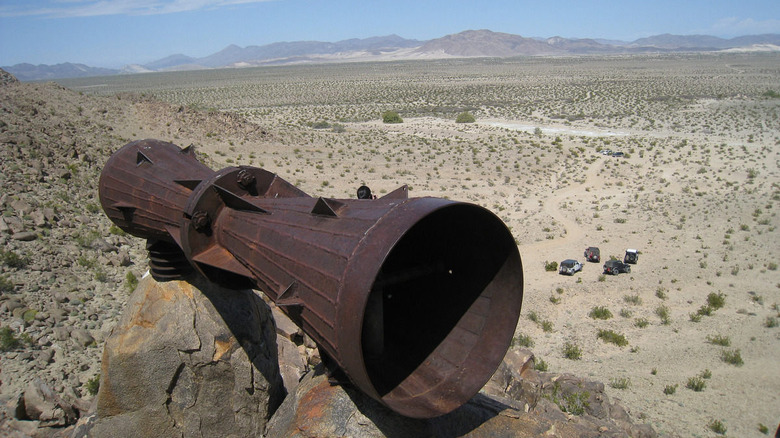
1, 0, 779, 68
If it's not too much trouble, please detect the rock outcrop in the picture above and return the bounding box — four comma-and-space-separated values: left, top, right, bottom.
266, 349, 657, 438
90, 274, 285, 437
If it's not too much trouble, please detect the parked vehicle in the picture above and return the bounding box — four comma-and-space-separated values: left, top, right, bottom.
584, 247, 601, 263
611, 151, 624, 157
559, 259, 583, 276
604, 260, 631, 275
624, 249, 638, 264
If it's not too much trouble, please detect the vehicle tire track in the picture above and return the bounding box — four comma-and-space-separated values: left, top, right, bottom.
525, 158, 604, 253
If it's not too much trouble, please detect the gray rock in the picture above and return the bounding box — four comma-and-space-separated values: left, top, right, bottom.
22, 378, 77, 427
277, 334, 307, 395
70, 329, 95, 348
53, 326, 70, 341
91, 274, 284, 438
11, 231, 36, 241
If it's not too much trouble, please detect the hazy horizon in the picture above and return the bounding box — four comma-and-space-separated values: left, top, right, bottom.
1, 0, 779, 68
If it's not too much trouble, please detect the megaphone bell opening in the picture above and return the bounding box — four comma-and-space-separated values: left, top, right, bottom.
361, 204, 517, 398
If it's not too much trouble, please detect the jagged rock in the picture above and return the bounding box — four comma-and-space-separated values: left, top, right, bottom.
22, 379, 77, 427
266, 349, 657, 438
276, 334, 307, 395
90, 274, 284, 438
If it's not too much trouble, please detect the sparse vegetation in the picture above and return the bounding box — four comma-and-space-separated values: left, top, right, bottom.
513, 333, 534, 348
706, 334, 731, 346
589, 306, 613, 320
597, 329, 629, 347
85, 374, 101, 396
655, 305, 671, 325
708, 419, 727, 435
9, 52, 779, 438
546, 381, 589, 416
455, 112, 476, 123
721, 349, 744, 366
381, 110, 403, 124
686, 376, 706, 392
610, 377, 631, 389
563, 342, 582, 360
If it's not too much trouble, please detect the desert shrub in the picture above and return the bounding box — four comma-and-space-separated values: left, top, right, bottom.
546, 382, 589, 415
663, 384, 678, 395
513, 333, 534, 348
526, 311, 540, 323
634, 317, 649, 328
654, 305, 671, 325
0, 249, 28, 268
609, 377, 630, 389
85, 374, 100, 396
689, 312, 702, 322
697, 305, 713, 316
707, 292, 726, 310
94, 268, 108, 283
455, 112, 476, 123
0, 327, 21, 351
124, 271, 138, 292
562, 342, 582, 360
700, 369, 712, 379
708, 419, 727, 435
549, 295, 561, 304
766, 316, 778, 328
619, 308, 632, 318
623, 294, 642, 305
544, 261, 558, 271
655, 287, 667, 300
0, 275, 13, 293
534, 358, 548, 372
382, 110, 403, 124
721, 349, 744, 366
686, 376, 706, 391
706, 334, 730, 346
597, 329, 628, 346
597, 274, 606, 282
759, 423, 770, 434
541, 320, 554, 332
589, 306, 613, 320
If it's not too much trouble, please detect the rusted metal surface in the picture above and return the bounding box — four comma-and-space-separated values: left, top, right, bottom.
99, 139, 524, 419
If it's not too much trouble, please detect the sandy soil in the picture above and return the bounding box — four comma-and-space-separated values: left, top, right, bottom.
53, 55, 780, 437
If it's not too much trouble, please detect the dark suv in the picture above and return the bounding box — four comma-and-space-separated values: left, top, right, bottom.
584, 247, 601, 263
604, 260, 631, 275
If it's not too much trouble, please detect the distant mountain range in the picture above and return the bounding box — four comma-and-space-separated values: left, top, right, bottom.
5, 30, 780, 81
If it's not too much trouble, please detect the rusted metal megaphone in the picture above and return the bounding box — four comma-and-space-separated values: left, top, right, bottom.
98, 139, 523, 419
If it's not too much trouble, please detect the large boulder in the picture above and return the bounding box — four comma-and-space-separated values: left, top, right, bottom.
91, 274, 285, 437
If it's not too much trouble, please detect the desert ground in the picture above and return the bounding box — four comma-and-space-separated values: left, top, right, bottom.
2, 52, 778, 437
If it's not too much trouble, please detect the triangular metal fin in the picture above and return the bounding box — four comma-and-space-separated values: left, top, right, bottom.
136, 151, 153, 166
191, 245, 253, 278
276, 282, 304, 308
311, 197, 345, 217
380, 185, 409, 200
213, 185, 269, 214
174, 179, 202, 190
